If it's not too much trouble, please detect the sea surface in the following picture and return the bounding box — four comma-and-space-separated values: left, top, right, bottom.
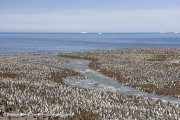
0, 33, 180, 52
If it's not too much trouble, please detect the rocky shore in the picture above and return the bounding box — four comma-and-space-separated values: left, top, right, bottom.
0, 50, 180, 119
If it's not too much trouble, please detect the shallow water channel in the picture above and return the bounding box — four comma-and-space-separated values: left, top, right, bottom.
55, 58, 180, 105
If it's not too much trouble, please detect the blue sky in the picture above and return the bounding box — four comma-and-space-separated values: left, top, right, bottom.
0, 0, 180, 32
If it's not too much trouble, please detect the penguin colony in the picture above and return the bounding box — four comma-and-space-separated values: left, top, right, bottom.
0, 51, 180, 119
61, 48, 180, 97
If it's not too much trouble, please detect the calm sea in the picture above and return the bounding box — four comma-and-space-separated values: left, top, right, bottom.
0, 33, 180, 52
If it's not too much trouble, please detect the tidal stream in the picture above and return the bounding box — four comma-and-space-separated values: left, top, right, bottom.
56, 58, 180, 105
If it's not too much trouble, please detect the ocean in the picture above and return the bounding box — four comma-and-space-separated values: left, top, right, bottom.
0, 33, 180, 52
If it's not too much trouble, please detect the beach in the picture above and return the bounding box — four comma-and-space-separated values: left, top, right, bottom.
0, 49, 180, 119
1, 0, 180, 119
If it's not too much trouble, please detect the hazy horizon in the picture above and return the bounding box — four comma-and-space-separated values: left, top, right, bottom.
0, 0, 180, 33
0, 32, 179, 34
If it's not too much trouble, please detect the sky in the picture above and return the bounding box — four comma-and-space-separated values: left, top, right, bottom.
0, 0, 180, 32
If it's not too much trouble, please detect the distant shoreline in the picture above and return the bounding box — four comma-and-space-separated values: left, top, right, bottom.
0, 47, 180, 54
